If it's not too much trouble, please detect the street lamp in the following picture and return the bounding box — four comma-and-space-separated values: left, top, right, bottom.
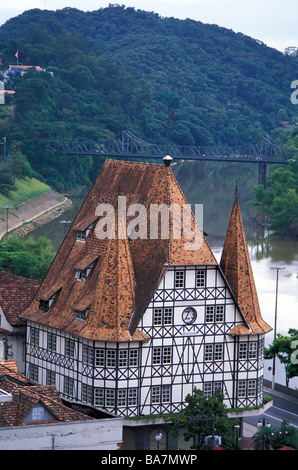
234, 424, 240, 450
270, 266, 285, 390
60, 220, 71, 234
257, 417, 271, 428
155, 432, 162, 450
2, 206, 12, 251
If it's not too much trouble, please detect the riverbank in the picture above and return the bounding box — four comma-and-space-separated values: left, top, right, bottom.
0, 188, 72, 241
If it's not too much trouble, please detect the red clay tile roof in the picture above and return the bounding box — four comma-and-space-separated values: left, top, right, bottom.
0, 361, 91, 427
0, 272, 40, 326
20, 160, 216, 341
220, 193, 272, 335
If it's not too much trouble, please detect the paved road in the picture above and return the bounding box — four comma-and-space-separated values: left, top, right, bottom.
244, 387, 298, 431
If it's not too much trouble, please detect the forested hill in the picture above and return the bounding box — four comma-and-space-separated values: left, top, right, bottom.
0, 5, 298, 190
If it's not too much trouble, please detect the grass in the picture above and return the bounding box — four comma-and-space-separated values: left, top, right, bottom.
0, 177, 51, 208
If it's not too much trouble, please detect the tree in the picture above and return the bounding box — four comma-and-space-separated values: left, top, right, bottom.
7, 142, 33, 182
264, 329, 298, 386
168, 387, 238, 450
0, 236, 54, 280
252, 424, 273, 450
252, 420, 298, 450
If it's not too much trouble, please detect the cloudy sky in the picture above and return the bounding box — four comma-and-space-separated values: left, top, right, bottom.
0, 0, 297, 52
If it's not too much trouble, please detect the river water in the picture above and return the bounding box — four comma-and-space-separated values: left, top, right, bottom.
24, 160, 298, 388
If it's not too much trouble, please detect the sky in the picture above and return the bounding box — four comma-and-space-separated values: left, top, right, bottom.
0, 0, 297, 52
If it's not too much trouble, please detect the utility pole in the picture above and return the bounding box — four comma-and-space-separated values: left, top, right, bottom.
270, 266, 285, 390
2, 206, 12, 251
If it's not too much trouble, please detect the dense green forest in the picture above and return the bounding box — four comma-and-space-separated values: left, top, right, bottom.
0, 5, 297, 235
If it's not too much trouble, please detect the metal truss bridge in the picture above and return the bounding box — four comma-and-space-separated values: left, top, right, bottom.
49, 131, 297, 186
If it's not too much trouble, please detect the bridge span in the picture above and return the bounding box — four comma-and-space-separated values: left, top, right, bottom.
49, 131, 297, 187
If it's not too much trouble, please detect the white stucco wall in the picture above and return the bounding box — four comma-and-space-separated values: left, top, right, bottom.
0, 417, 123, 450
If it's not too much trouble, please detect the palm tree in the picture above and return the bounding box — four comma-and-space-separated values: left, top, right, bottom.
252, 426, 273, 450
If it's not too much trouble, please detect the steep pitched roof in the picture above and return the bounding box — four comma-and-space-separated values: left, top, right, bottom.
21, 160, 216, 340
0, 272, 40, 327
0, 361, 91, 427
220, 189, 272, 335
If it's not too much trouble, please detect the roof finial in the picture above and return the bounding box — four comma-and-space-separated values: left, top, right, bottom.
234, 185, 239, 200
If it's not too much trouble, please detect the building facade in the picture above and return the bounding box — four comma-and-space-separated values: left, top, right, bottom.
21, 160, 271, 417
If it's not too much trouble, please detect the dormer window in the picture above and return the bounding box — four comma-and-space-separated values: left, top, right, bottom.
38, 292, 59, 312
76, 230, 87, 242
75, 224, 93, 242
74, 308, 89, 322
74, 257, 98, 282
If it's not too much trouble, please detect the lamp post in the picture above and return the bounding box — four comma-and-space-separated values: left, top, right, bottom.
155, 432, 162, 450
257, 417, 271, 428
270, 266, 285, 390
60, 220, 71, 234
2, 206, 12, 251
234, 424, 240, 450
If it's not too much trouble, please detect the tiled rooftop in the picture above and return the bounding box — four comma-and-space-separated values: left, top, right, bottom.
220, 192, 272, 334
0, 361, 91, 426
20, 160, 270, 339
0, 272, 40, 327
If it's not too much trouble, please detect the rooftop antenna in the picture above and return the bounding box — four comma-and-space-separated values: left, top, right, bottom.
163, 108, 174, 166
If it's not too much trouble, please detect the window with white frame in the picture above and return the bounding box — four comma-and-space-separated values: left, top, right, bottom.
196, 269, 206, 287
128, 388, 138, 406
162, 385, 171, 403
215, 305, 225, 322
118, 389, 127, 407
239, 343, 247, 359
129, 349, 138, 367
203, 382, 213, 398
249, 342, 257, 359
46, 369, 55, 385
29, 363, 38, 382
248, 379, 257, 396
119, 350, 128, 367
204, 344, 213, 361
95, 348, 105, 367
106, 349, 116, 368
75, 308, 89, 322
76, 230, 87, 242
47, 332, 56, 352
214, 344, 223, 361
151, 385, 171, 404
65, 338, 75, 357
30, 327, 39, 347
64, 376, 74, 397
152, 386, 160, 403
83, 344, 94, 365
106, 389, 115, 407
94, 388, 104, 406
238, 380, 246, 398
206, 306, 214, 323
175, 270, 184, 288
206, 305, 225, 322
204, 343, 223, 361
152, 346, 172, 365
153, 307, 173, 325
204, 382, 223, 398
82, 384, 93, 404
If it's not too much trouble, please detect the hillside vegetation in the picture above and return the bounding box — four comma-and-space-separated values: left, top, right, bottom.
0, 5, 297, 235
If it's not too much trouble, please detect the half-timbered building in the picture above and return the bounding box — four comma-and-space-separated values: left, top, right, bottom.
20, 159, 271, 417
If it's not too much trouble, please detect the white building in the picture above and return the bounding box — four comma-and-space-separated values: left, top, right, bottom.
20, 159, 272, 418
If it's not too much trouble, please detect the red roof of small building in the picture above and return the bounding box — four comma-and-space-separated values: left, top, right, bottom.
0, 272, 40, 327
0, 361, 91, 427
